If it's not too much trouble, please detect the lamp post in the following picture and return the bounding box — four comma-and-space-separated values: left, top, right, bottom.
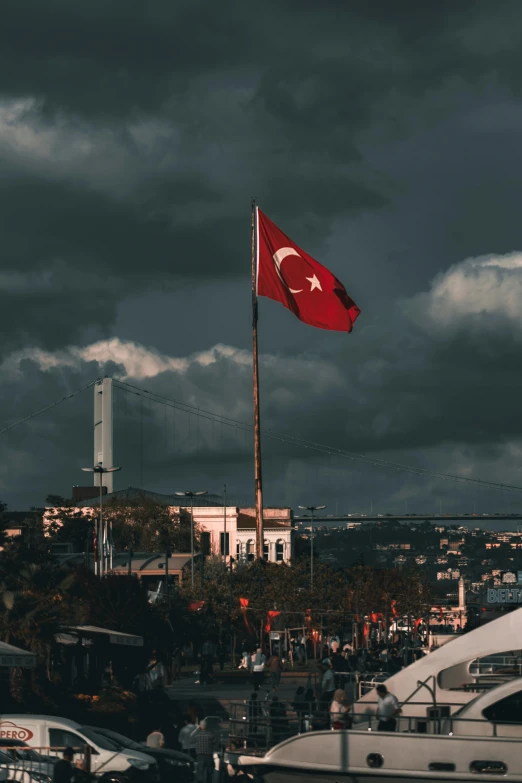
81, 464, 121, 577
175, 490, 207, 589
299, 505, 326, 593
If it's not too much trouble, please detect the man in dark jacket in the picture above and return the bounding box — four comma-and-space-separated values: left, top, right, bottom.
53, 748, 75, 783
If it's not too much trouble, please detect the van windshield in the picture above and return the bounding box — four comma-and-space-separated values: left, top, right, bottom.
79, 727, 121, 752
85, 728, 142, 752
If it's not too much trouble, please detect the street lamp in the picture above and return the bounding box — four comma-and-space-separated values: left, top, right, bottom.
175, 490, 208, 588
299, 505, 326, 592
82, 464, 121, 577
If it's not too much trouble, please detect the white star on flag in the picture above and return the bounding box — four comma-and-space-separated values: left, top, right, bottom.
306, 274, 322, 292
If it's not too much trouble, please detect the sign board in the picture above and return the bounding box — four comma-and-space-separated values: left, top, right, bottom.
487, 588, 522, 604
270, 632, 280, 640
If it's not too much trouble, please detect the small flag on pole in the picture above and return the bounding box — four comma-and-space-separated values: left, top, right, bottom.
257, 209, 360, 332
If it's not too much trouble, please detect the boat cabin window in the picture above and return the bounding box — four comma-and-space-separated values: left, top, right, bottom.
483, 690, 522, 723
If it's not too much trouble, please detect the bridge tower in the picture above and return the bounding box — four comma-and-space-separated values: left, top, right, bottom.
93, 378, 115, 494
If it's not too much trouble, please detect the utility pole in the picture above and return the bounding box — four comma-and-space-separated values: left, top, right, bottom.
299, 504, 326, 592
81, 463, 120, 577
223, 484, 227, 563
175, 490, 208, 589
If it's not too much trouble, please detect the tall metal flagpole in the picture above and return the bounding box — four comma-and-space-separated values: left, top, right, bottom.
252, 198, 264, 560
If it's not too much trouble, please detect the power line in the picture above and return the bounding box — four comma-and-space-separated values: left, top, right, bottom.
0, 378, 102, 437
113, 379, 522, 494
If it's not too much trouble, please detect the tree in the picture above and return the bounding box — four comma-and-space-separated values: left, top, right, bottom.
46, 494, 201, 555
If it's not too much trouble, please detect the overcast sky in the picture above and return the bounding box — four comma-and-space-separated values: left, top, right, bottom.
2, 0, 522, 515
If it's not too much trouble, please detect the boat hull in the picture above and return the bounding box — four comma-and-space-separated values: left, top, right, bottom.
236, 729, 522, 783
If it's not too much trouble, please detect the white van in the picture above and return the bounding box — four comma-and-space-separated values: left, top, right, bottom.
0, 717, 156, 783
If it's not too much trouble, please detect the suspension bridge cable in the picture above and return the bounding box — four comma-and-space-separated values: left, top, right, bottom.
0, 378, 102, 437
112, 379, 522, 494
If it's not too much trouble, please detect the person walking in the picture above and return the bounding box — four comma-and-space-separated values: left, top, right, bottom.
217, 640, 226, 672
375, 683, 401, 731
194, 720, 216, 783
320, 661, 335, 709
200, 639, 215, 685
178, 716, 197, 758
251, 647, 266, 692
292, 686, 307, 733
267, 652, 283, 691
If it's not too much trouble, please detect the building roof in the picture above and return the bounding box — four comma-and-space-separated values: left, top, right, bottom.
61, 625, 143, 647
52, 552, 199, 573
75, 487, 230, 508
0, 641, 36, 668
110, 552, 198, 574
2, 511, 42, 528
237, 516, 291, 531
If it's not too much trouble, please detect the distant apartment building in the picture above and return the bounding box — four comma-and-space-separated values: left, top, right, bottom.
375, 543, 411, 551
437, 568, 461, 581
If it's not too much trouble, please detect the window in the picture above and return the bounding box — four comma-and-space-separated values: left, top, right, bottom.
483, 690, 522, 724
263, 541, 269, 561
276, 540, 284, 562
220, 532, 229, 556
246, 540, 255, 561
49, 729, 85, 752
236, 541, 241, 557
200, 531, 211, 556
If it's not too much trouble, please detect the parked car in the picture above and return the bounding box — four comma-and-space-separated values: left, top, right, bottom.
84, 727, 194, 783
0, 716, 157, 783
0, 738, 55, 783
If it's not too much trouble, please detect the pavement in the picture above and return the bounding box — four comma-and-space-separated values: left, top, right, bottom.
166, 668, 357, 719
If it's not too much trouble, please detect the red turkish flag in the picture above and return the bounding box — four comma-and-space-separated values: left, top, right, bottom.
257, 208, 360, 332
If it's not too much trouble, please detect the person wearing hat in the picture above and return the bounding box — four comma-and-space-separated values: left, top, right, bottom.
330, 689, 352, 730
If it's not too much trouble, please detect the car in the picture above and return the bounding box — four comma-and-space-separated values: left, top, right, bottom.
85, 727, 194, 783
0, 716, 156, 783
0, 738, 55, 783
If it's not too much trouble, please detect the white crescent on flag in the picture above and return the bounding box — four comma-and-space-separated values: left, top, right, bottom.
272, 247, 304, 293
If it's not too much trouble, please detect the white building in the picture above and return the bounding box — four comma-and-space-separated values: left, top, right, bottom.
44, 488, 293, 565
183, 505, 293, 564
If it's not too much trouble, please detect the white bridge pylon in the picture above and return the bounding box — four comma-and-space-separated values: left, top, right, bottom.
93, 378, 114, 494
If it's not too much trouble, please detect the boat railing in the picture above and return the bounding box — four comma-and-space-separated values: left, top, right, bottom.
353, 712, 522, 737
227, 700, 333, 753
469, 656, 522, 677
227, 699, 522, 755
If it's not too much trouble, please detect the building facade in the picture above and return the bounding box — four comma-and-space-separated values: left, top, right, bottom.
188, 505, 293, 564
44, 488, 293, 565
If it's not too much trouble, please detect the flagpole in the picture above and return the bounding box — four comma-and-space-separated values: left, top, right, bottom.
251, 198, 264, 560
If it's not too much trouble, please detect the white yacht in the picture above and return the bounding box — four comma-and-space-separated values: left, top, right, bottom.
235, 608, 522, 782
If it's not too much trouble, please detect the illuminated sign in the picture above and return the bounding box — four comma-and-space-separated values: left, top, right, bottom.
487, 588, 522, 604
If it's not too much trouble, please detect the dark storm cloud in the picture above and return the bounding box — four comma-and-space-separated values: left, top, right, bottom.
2, 0, 521, 327
3, 0, 522, 512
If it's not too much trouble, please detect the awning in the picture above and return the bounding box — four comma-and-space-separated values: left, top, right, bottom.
0, 641, 36, 668
62, 625, 143, 647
